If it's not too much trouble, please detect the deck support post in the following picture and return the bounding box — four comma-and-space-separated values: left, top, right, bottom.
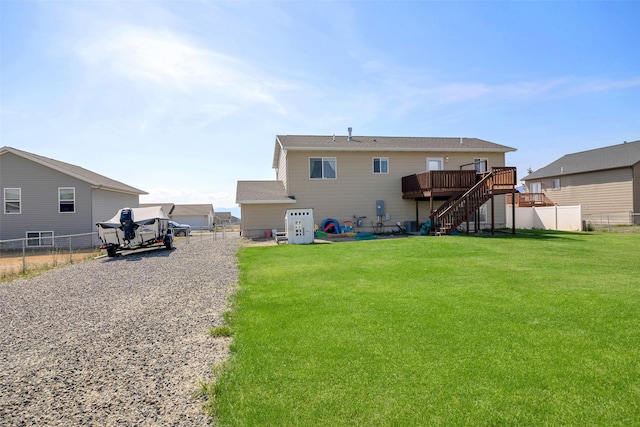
465, 200, 469, 235
491, 193, 495, 235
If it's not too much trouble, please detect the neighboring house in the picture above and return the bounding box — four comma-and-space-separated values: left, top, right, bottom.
522, 140, 640, 225
1, 146, 147, 245
214, 211, 240, 226
169, 204, 215, 230
236, 132, 517, 238
139, 203, 175, 216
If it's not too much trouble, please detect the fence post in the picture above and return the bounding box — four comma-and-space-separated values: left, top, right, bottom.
22, 239, 26, 274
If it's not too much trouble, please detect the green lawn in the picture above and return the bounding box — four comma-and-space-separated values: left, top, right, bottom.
212, 231, 640, 426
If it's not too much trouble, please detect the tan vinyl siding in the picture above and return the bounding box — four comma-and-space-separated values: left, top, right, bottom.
277, 148, 287, 188
542, 168, 633, 224
282, 150, 507, 231
634, 163, 640, 216
240, 203, 295, 238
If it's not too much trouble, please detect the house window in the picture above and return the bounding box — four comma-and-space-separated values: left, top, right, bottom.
59, 187, 75, 213
427, 158, 444, 171
373, 157, 388, 174
552, 178, 561, 190
474, 158, 488, 173
530, 182, 542, 193
310, 157, 337, 179
4, 188, 21, 214
26, 231, 54, 247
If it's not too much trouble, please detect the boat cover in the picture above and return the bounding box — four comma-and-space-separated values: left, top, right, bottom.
97, 206, 169, 229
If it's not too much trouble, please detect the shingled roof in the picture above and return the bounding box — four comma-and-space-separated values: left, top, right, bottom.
171, 204, 214, 216
1, 146, 147, 195
236, 180, 296, 204
273, 135, 516, 168
524, 140, 640, 180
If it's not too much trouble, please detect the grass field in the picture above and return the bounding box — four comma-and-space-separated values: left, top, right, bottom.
211, 231, 639, 426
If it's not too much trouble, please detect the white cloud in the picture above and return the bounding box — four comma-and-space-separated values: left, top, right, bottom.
73, 25, 292, 113
140, 187, 237, 208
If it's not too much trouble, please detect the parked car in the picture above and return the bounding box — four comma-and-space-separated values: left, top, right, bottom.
168, 220, 191, 236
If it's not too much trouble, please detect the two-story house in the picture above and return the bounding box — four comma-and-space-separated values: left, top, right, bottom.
523, 140, 640, 225
1, 146, 147, 245
236, 132, 517, 238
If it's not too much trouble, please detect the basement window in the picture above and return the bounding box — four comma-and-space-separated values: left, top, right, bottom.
26, 231, 54, 247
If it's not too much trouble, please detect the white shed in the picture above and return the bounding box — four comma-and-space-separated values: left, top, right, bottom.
285, 208, 314, 244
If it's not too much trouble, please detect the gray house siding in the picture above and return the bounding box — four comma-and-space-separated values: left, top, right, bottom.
1, 150, 144, 242
1, 153, 92, 240
92, 190, 139, 225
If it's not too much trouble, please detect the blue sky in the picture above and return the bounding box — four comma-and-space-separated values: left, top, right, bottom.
2, 1, 639, 210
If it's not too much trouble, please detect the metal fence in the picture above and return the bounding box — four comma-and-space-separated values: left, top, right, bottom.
583, 211, 640, 231
181, 225, 239, 243
0, 225, 241, 278
0, 232, 101, 276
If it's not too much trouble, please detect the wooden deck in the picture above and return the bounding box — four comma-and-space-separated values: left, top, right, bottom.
402, 167, 518, 235
402, 170, 478, 199
506, 193, 555, 207
402, 168, 516, 199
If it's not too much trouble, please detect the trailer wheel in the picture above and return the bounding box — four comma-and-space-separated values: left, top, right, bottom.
106, 247, 117, 257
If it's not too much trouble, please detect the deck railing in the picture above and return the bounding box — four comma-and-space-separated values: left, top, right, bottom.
431, 167, 516, 234
402, 170, 478, 195
507, 193, 555, 207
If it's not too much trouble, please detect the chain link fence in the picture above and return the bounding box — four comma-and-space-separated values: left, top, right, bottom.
0, 232, 100, 278
583, 211, 640, 232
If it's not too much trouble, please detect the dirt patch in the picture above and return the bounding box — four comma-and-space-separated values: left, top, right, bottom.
0, 251, 99, 276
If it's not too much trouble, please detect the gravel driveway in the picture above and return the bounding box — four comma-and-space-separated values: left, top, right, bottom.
0, 236, 239, 426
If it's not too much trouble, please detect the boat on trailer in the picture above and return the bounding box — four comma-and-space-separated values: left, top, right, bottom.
97, 206, 173, 257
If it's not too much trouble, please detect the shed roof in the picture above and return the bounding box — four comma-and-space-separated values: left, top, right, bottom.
0, 146, 147, 195
524, 140, 640, 180
236, 180, 296, 204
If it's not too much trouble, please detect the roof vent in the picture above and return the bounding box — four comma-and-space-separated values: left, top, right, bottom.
333, 134, 336, 142
347, 127, 353, 141
460, 137, 464, 145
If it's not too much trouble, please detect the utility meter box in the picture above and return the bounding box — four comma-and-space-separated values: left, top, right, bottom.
285, 208, 314, 244
376, 200, 385, 216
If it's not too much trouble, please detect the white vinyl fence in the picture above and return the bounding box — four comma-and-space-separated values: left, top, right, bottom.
506, 205, 583, 231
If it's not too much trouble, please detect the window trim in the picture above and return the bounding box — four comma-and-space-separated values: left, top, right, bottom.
373, 157, 389, 174
58, 187, 76, 213
309, 157, 337, 180
26, 231, 54, 247
426, 157, 444, 171
4, 187, 21, 214
474, 158, 488, 173
551, 178, 561, 190
529, 182, 542, 193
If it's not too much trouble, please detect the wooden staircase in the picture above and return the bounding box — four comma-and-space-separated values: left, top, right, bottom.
430, 167, 516, 235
